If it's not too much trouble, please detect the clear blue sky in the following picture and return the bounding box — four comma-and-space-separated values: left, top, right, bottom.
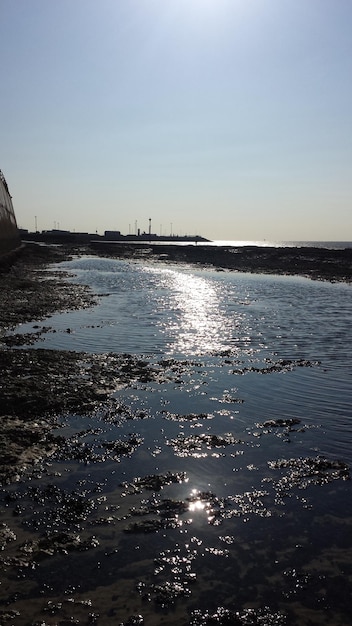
1, 0, 351, 240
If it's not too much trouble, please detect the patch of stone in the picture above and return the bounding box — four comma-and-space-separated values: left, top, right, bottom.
231, 358, 319, 375
189, 606, 287, 625
1, 326, 52, 347
130, 498, 189, 519
0, 347, 166, 420
0, 522, 17, 549
137, 545, 198, 611
220, 394, 245, 404
1, 532, 99, 570
258, 418, 301, 429
120, 616, 144, 626
0, 348, 162, 485
135, 243, 352, 283
153, 546, 197, 577
225, 490, 272, 522
121, 485, 266, 533
251, 417, 310, 442
0, 243, 96, 333
0, 610, 21, 624
166, 432, 243, 457
34, 530, 99, 556
137, 579, 192, 607
53, 430, 143, 465
120, 471, 188, 495
282, 567, 326, 600
22, 483, 97, 531
157, 358, 203, 371
161, 411, 214, 422
102, 435, 144, 461
266, 455, 350, 498
124, 487, 275, 529
0, 414, 59, 485
124, 516, 186, 534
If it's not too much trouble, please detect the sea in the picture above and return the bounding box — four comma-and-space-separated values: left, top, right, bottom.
113, 239, 352, 249
3, 245, 352, 625
209, 240, 352, 248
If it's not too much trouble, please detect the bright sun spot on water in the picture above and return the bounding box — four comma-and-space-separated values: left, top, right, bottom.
188, 488, 207, 512
189, 499, 206, 512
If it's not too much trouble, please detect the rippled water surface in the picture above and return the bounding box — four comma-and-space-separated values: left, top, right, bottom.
4, 256, 352, 625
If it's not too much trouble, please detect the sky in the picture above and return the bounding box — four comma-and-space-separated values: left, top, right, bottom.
1, 0, 352, 241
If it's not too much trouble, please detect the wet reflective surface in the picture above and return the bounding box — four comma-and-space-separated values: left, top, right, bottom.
1, 257, 352, 625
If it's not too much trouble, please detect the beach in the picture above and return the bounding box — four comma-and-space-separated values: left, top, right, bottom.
1, 242, 352, 626
1, 241, 350, 484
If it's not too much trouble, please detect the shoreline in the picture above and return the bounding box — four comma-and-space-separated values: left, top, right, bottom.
90, 241, 352, 283
0, 242, 351, 625
0, 241, 350, 483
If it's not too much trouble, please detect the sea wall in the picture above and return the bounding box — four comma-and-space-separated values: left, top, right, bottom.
0, 170, 20, 257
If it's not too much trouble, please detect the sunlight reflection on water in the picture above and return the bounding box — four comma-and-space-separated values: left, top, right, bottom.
4, 256, 352, 625
143, 266, 240, 356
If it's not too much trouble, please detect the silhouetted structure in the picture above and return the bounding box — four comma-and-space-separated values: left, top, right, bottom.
0, 170, 20, 257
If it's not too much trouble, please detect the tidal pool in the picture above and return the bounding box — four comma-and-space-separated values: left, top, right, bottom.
1, 256, 352, 625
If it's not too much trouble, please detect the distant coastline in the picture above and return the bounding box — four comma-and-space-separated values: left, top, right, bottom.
19, 228, 210, 245
19, 227, 352, 251
207, 240, 352, 250
88, 240, 352, 283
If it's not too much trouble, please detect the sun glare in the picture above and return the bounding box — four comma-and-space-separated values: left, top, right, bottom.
168, 0, 235, 27
188, 489, 207, 513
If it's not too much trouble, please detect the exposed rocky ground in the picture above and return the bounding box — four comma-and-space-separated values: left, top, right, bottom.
90, 242, 352, 283
0, 242, 351, 625
0, 241, 351, 485
0, 244, 158, 485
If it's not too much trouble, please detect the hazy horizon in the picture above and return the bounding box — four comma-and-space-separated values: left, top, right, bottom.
1, 0, 352, 240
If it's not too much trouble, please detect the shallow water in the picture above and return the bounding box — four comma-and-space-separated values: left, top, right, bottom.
2, 256, 352, 625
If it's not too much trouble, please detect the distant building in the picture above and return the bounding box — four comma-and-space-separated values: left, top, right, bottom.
104, 230, 122, 240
